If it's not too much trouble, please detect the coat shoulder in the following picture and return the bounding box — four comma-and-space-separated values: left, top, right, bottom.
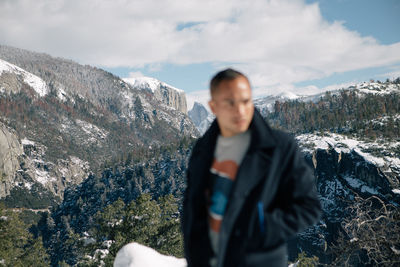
268, 128, 297, 151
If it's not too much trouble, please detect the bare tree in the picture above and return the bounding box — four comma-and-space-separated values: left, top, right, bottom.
331, 195, 400, 266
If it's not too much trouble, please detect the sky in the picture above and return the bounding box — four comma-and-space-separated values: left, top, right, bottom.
0, 0, 399, 109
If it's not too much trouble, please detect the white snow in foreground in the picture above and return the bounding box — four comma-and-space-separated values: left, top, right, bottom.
0, 59, 48, 97
114, 243, 303, 267
114, 243, 187, 267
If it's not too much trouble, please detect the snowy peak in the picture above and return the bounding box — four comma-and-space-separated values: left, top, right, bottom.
276, 91, 299, 100
124, 76, 188, 114
124, 76, 184, 94
0, 58, 48, 97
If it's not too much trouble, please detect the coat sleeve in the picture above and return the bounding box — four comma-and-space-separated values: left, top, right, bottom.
181, 143, 213, 267
262, 137, 321, 247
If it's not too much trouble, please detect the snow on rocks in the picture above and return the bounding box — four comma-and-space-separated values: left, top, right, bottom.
123, 76, 184, 94
21, 138, 35, 146
354, 81, 400, 96
296, 133, 399, 170
0, 58, 48, 97
75, 119, 109, 142
114, 242, 187, 267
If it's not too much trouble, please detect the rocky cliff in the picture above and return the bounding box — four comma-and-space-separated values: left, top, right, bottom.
124, 77, 188, 114
188, 101, 214, 134
289, 133, 400, 264
0, 120, 89, 200
0, 122, 23, 197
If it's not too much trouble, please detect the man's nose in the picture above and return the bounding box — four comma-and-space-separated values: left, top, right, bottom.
236, 103, 245, 115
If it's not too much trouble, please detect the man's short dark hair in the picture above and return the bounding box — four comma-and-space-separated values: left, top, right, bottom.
210, 68, 249, 96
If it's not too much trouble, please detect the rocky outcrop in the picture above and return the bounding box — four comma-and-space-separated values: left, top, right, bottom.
125, 77, 188, 114
154, 83, 187, 114
19, 140, 90, 198
0, 122, 23, 198
188, 102, 214, 134
0, 126, 89, 201
288, 143, 400, 264
188, 102, 209, 126
0, 71, 23, 95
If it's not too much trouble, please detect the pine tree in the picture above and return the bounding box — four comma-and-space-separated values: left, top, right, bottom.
0, 203, 50, 266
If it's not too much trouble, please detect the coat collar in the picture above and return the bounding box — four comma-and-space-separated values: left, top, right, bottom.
200, 108, 277, 154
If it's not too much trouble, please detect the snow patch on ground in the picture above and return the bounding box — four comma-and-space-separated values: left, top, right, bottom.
24, 182, 33, 190
76, 119, 108, 142
21, 138, 35, 146
35, 169, 52, 185
344, 176, 379, 195
57, 87, 68, 101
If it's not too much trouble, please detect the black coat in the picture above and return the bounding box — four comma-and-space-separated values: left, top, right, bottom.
182, 109, 321, 267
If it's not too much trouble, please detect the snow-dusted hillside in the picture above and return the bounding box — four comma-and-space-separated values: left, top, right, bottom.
0, 45, 198, 203
351, 80, 400, 95
0, 58, 48, 96
297, 133, 400, 195
254, 80, 400, 114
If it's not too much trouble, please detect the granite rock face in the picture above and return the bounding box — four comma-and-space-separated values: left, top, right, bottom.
0, 122, 23, 197
188, 102, 209, 126
154, 83, 188, 114
188, 102, 214, 135
0, 122, 90, 200
125, 77, 188, 114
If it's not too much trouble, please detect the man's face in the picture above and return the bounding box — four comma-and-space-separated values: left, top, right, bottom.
209, 76, 254, 137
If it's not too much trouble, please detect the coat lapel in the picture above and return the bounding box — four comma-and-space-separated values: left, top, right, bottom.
217, 110, 277, 266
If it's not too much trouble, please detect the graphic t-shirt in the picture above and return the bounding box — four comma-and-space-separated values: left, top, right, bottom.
208, 130, 251, 265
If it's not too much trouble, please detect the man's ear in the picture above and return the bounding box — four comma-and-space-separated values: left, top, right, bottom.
208, 100, 216, 115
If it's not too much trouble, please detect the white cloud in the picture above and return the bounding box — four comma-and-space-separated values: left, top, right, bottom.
127, 71, 144, 78
1, 0, 400, 92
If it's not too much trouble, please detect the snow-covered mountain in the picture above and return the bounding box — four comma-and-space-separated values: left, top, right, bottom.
0, 45, 198, 201
123, 76, 188, 114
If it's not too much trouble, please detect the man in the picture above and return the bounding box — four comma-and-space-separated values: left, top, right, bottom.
182, 69, 321, 267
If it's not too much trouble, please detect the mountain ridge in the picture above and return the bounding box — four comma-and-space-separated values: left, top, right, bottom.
0, 45, 198, 202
